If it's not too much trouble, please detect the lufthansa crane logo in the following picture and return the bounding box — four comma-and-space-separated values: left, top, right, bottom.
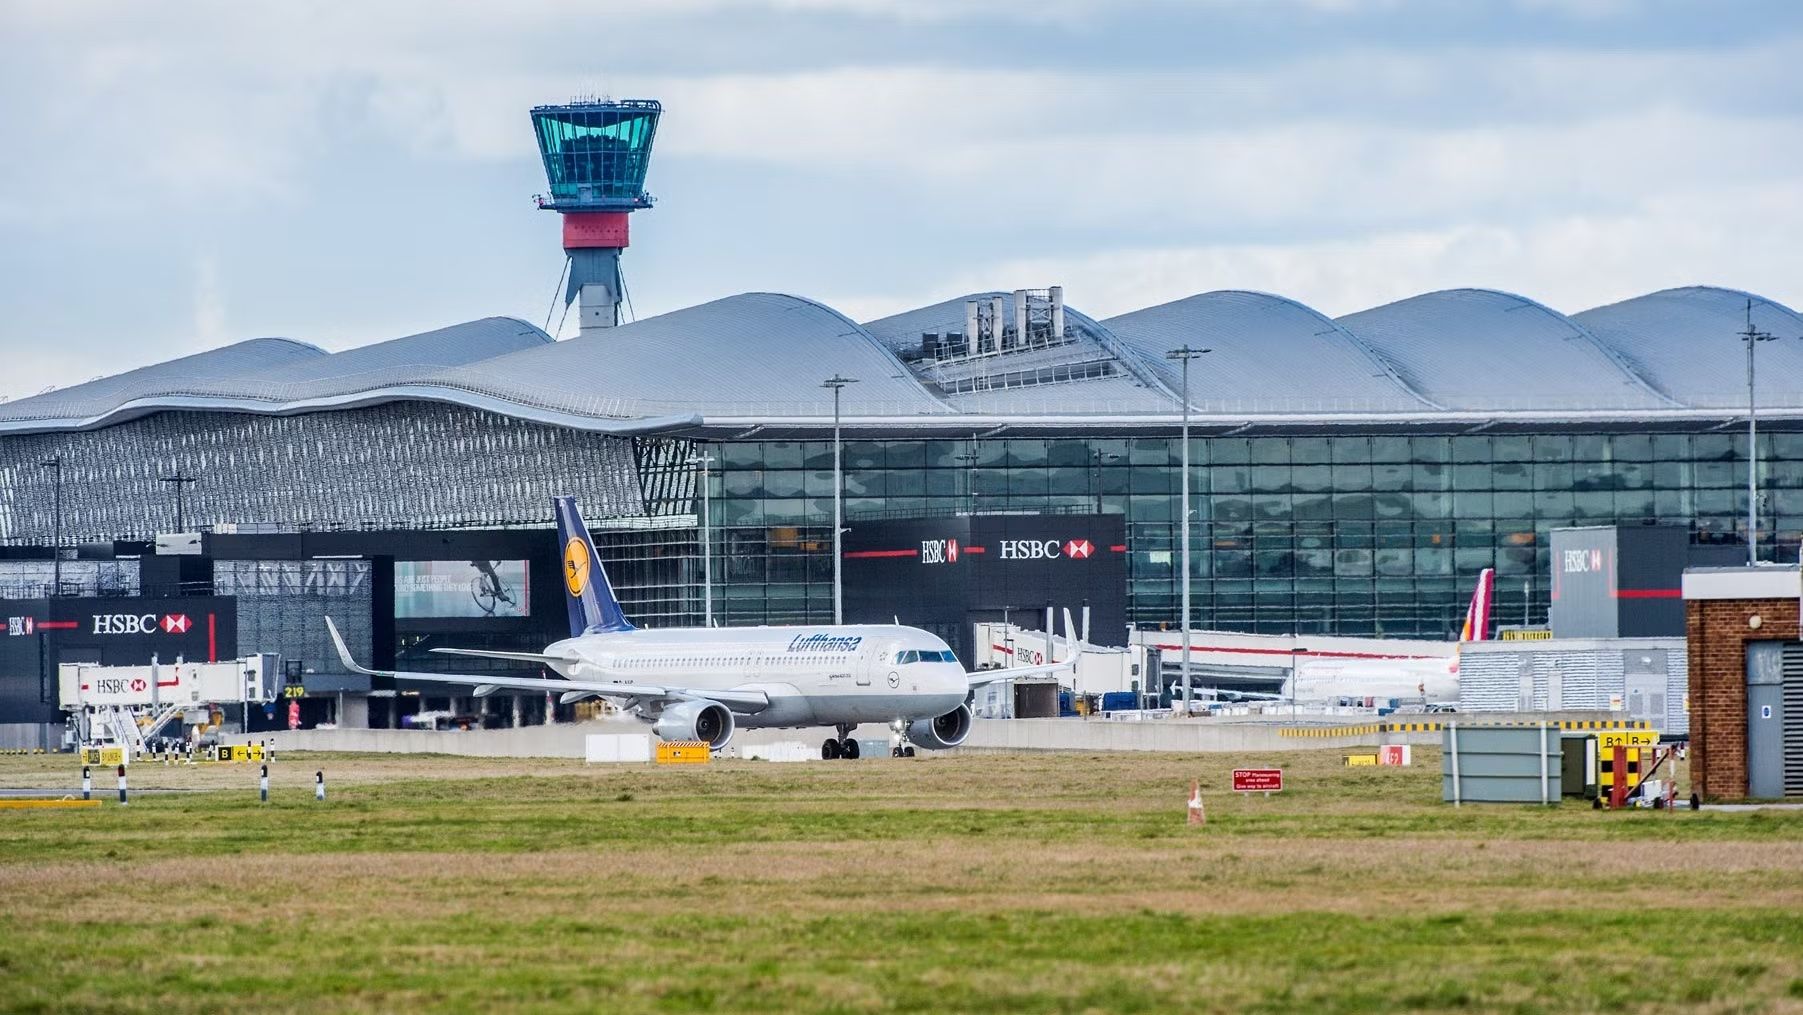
564, 538, 592, 597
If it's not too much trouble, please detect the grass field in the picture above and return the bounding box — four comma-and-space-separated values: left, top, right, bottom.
2, 747, 1801, 1013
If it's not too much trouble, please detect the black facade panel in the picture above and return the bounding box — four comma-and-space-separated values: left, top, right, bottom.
0, 595, 238, 723
842, 514, 1126, 666
1615, 526, 1689, 637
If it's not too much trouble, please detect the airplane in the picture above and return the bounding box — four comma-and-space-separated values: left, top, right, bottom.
325, 495, 1075, 759
1165, 568, 1496, 708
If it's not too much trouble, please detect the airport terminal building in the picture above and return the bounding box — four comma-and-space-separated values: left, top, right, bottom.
3, 282, 1803, 692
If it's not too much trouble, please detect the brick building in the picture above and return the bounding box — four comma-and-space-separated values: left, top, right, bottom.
1682, 566, 1800, 799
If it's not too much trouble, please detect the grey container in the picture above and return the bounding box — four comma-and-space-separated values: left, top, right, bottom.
1441, 725, 1562, 804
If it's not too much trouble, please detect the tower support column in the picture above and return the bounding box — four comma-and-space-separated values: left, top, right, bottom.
562, 212, 631, 337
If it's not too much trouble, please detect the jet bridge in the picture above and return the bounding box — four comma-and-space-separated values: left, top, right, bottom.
59, 654, 279, 752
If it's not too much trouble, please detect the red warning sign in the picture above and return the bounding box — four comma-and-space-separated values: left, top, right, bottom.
1231, 768, 1283, 793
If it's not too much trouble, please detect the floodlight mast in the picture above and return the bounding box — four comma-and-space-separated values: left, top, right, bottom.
1165, 345, 1210, 715
822, 375, 859, 624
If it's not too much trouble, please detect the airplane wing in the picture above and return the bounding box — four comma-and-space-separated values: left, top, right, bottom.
324, 618, 769, 713
429, 647, 576, 665
966, 658, 1075, 688
1179, 687, 1284, 701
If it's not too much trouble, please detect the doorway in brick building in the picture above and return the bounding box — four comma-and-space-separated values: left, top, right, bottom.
1748, 642, 1803, 797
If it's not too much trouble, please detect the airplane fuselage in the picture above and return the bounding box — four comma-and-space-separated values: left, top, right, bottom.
538, 624, 970, 729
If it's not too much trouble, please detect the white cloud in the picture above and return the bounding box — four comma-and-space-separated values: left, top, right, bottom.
872, 179, 1803, 320
2, 0, 1801, 402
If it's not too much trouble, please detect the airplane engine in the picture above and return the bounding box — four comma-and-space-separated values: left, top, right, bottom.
906, 703, 972, 750
653, 701, 735, 750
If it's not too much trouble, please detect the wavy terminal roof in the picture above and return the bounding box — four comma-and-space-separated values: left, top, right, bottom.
4, 285, 1801, 437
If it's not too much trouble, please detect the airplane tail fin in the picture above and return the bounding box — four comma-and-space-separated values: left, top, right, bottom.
1459, 567, 1495, 642
553, 496, 634, 637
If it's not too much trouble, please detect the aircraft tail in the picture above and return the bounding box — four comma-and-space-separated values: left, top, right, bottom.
1459, 567, 1495, 642
553, 496, 634, 637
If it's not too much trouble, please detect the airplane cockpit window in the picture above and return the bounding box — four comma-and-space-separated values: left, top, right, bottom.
894, 649, 956, 664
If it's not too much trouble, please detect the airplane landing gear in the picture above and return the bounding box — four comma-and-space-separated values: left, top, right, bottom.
823, 725, 859, 761
888, 719, 917, 758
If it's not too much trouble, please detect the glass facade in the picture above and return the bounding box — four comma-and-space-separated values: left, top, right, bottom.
704, 431, 1803, 639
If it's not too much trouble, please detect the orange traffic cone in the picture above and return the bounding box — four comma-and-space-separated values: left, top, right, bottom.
1187, 779, 1205, 826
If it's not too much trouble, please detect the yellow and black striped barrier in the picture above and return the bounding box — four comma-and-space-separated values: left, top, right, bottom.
655, 741, 711, 764
1280, 724, 1385, 739
1280, 718, 1652, 738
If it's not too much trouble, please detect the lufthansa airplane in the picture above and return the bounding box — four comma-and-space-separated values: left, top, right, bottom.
326, 496, 1072, 758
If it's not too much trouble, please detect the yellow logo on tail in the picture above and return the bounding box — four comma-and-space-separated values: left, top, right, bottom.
564, 538, 591, 596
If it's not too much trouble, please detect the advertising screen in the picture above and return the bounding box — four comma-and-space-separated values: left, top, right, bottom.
395, 561, 531, 619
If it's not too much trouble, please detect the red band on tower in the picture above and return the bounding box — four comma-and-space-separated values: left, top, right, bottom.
562, 212, 631, 249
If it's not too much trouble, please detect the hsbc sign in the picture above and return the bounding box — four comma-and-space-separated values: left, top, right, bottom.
999, 539, 1061, 560
999, 538, 1094, 561
1561, 549, 1605, 574
92, 613, 192, 636
920, 538, 960, 565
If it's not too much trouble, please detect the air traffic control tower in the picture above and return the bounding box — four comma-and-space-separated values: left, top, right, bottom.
531, 98, 662, 337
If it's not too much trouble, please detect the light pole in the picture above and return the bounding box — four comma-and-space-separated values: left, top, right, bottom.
160, 472, 198, 533
956, 442, 979, 514
686, 451, 715, 626
1088, 449, 1121, 515
40, 457, 61, 596
1165, 345, 1210, 717
821, 374, 858, 624
1741, 301, 1778, 566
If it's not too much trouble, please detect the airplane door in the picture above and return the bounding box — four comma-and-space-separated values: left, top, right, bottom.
856, 646, 873, 686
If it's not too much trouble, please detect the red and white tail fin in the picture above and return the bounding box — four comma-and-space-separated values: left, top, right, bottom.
1459, 567, 1495, 642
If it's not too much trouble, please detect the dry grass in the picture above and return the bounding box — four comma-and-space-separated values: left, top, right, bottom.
1, 747, 1800, 1013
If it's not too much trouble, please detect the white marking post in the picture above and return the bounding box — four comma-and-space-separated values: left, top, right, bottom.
259, 764, 269, 804
1186, 779, 1206, 826
116, 764, 127, 806
81, 766, 91, 801
315, 770, 325, 802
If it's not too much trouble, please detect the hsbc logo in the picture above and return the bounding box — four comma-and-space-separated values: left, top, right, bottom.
1561, 549, 1605, 575
920, 538, 959, 565
998, 538, 1096, 561
92, 614, 193, 636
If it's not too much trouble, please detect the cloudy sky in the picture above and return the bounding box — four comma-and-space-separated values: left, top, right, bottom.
3, 0, 1801, 401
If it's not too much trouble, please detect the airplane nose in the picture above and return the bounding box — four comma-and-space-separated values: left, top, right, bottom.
938, 666, 967, 696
